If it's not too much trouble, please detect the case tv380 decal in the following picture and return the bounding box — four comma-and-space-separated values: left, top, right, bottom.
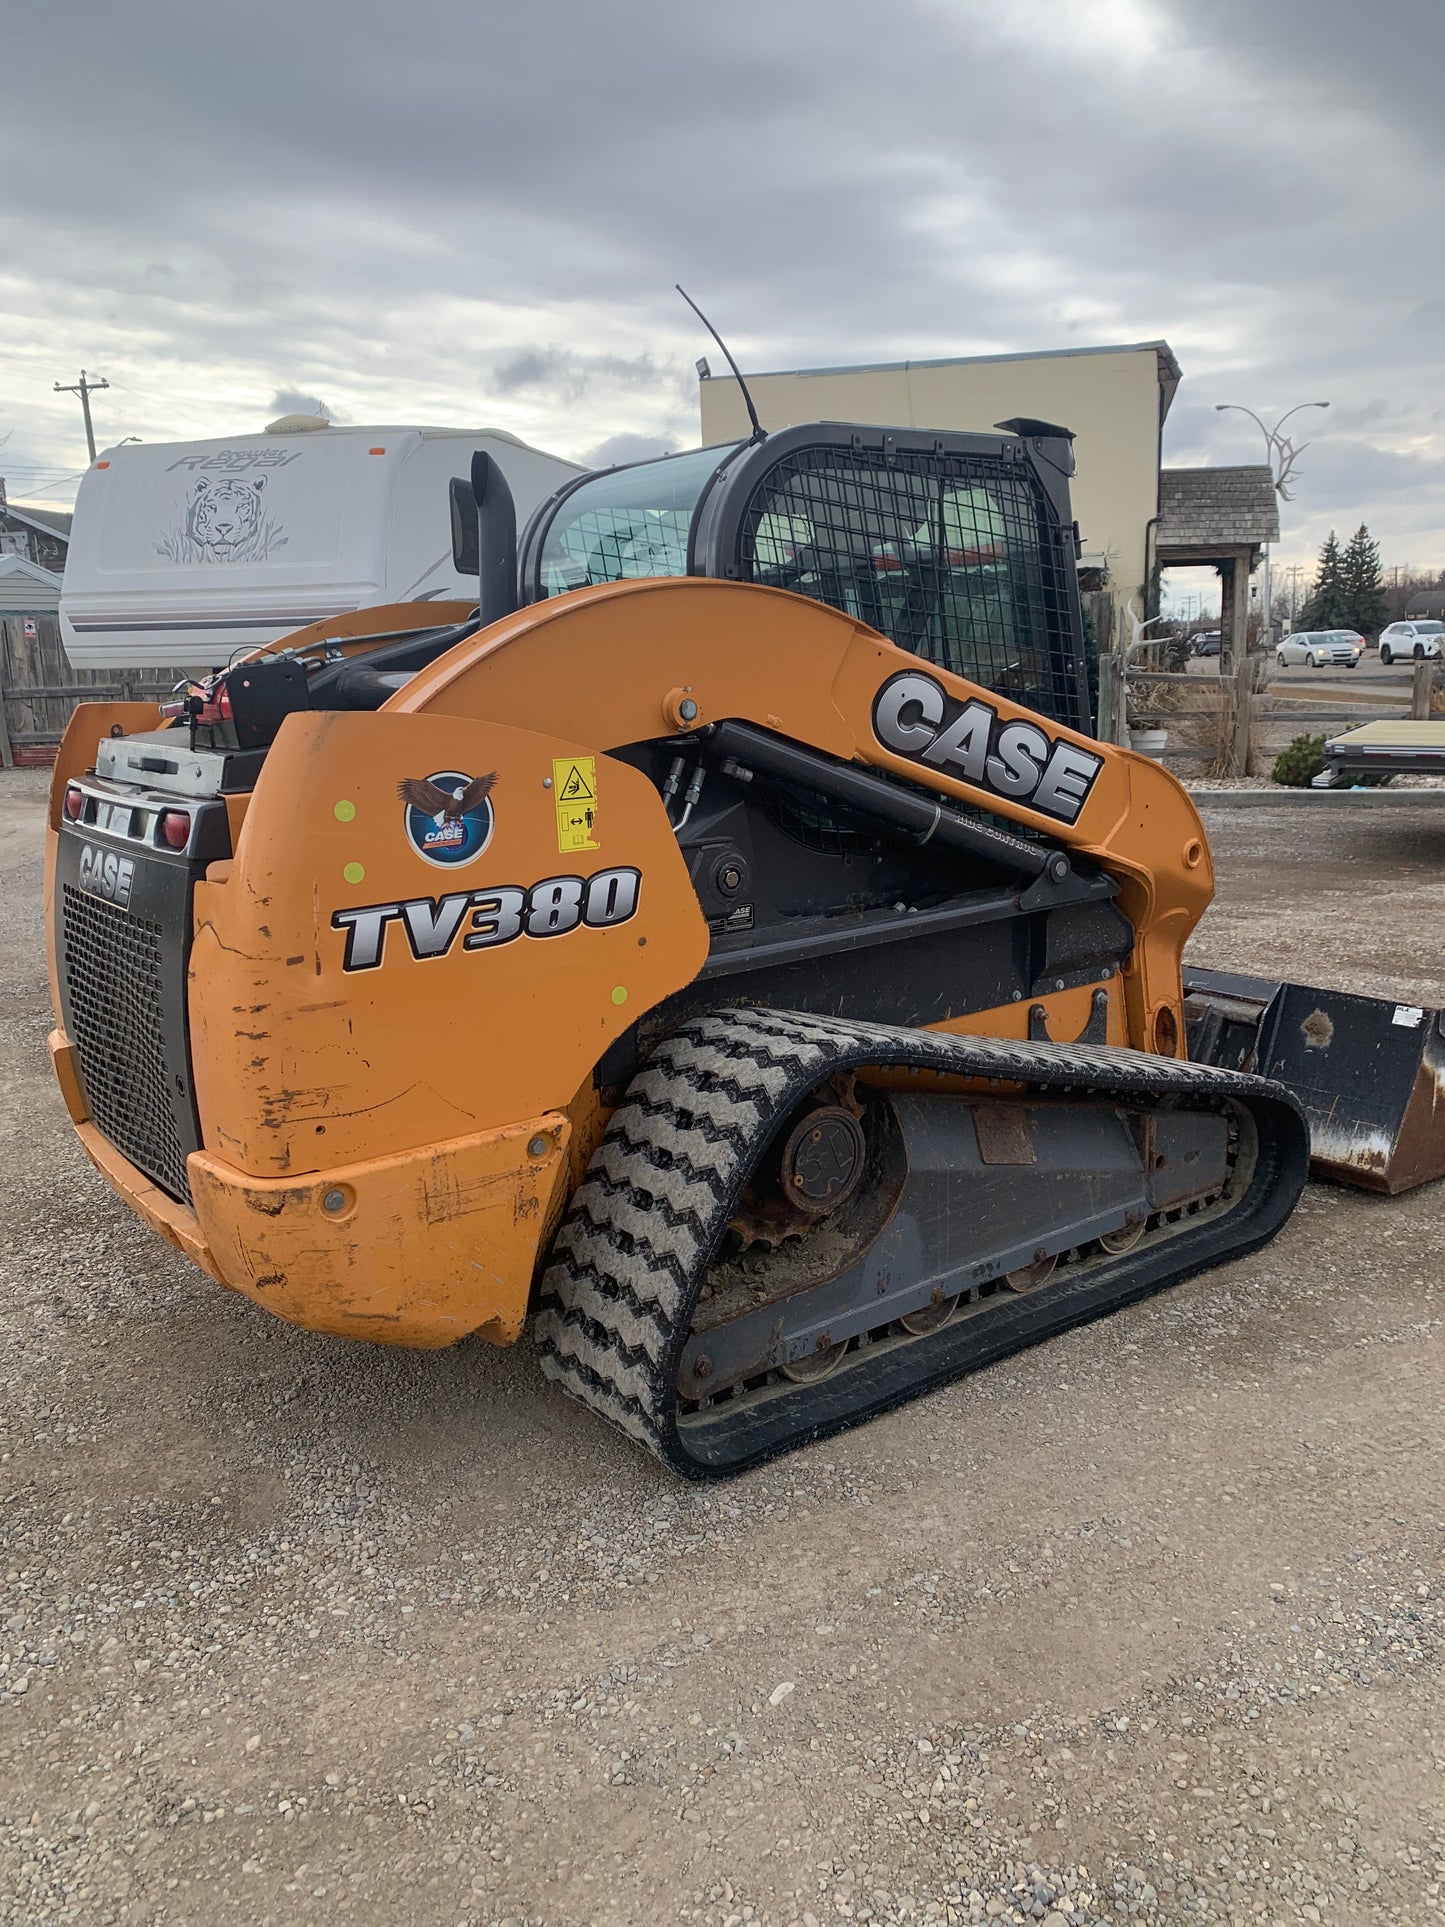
332, 868, 642, 971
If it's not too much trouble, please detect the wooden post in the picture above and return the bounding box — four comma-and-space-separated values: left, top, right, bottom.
1096, 654, 1116, 745
1229, 651, 1257, 777
0, 618, 15, 770
1412, 658, 1433, 720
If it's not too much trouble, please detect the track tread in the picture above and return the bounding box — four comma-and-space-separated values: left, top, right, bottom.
533, 1008, 1309, 1479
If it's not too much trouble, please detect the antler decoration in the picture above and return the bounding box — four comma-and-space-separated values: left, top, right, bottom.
1123, 599, 1171, 666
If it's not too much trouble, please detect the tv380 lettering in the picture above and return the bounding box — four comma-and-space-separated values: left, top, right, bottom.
332, 866, 641, 972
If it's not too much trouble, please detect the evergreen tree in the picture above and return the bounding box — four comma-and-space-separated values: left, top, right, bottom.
1341, 523, 1387, 637
1299, 530, 1351, 629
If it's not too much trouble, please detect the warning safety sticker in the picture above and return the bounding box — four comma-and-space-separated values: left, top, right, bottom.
553, 756, 600, 854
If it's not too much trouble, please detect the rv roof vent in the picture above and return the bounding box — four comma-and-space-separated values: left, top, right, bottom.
263, 413, 331, 434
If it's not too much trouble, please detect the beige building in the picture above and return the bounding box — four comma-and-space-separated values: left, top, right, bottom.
699, 341, 1182, 627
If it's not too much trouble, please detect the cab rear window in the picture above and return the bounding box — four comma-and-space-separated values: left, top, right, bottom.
736, 444, 1079, 726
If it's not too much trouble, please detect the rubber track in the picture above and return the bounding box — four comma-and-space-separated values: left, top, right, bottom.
533, 1008, 1309, 1479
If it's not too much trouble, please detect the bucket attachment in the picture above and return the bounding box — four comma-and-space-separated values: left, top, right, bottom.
1183, 967, 1445, 1195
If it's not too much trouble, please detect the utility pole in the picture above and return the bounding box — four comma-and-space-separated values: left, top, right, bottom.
54, 369, 110, 463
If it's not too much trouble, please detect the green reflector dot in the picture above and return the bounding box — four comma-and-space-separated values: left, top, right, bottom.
611, 985, 628, 1006
343, 861, 365, 884
334, 799, 356, 822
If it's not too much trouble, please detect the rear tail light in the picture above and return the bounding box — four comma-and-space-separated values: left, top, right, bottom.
160, 680, 235, 726
158, 810, 192, 850
188, 684, 234, 726
63, 784, 83, 821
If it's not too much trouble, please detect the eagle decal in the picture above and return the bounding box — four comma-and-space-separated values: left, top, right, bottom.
396, 772, 498, 824
398, 770, 499, 867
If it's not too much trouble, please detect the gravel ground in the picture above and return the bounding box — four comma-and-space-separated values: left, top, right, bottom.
1185, 778, 1445, 792
3, 767, 1445, 1927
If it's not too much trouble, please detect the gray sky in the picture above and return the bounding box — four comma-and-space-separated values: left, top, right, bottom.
4, 0, 1442, 575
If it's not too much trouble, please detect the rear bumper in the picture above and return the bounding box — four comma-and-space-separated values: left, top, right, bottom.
50, 1028, 567, 1347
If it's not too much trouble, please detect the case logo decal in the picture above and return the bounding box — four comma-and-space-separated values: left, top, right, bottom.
77, 842, 135, 910
871, 671, 1103, 826
331, 866, 641, 972
397, 770, 498, 867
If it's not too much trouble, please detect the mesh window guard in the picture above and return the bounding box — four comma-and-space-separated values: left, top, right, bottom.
737, 445, 1080, 726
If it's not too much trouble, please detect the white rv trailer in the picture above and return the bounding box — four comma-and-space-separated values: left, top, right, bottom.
60, 423, 582, 673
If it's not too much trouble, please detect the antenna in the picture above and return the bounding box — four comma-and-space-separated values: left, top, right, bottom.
675, 284, 765, 442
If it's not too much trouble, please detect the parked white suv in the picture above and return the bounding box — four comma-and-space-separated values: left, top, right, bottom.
1378, 620, 1444, 664
1276, 629, 1363, 668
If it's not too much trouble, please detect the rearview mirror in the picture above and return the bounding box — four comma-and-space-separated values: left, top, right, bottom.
449, 477, 479, 575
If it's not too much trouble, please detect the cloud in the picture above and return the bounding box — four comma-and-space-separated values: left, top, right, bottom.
0, 0, 1439, 572
491, 348, 669, 404
582, 432, 678, 468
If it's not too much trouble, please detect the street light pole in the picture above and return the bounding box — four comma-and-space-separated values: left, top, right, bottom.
1214, 400, 1329, 653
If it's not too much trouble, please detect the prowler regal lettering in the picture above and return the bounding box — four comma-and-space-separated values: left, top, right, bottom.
871, 671, 1104, 825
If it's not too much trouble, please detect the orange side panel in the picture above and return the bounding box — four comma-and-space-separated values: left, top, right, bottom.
189, 708, 708, 1179
394, 578, 1213, 1055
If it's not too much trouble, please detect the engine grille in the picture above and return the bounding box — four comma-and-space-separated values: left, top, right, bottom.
60, 882, 193, 1203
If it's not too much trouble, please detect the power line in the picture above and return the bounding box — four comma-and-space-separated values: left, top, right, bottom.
53, 369, 109, 462
9, 472, 86, 498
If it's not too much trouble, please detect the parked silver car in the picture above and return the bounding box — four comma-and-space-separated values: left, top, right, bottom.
1378, 620, 1444, 664
1276, 629, 1363, 668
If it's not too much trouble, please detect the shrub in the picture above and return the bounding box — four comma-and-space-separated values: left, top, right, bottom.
1272, 734, 1326, 787
1272, 732, 1392, 787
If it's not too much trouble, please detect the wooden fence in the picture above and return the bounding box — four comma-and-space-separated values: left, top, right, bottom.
1096, 653, 1442, 777
0, 613, 172, 767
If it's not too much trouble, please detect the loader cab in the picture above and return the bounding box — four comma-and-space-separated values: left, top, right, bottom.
518, 422, 1091, 735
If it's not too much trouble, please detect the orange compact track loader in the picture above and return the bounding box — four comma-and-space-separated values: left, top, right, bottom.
44, 422, 1444, 1476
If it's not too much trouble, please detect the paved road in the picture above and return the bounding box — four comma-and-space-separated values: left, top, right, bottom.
3, 771, 1444, 1927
